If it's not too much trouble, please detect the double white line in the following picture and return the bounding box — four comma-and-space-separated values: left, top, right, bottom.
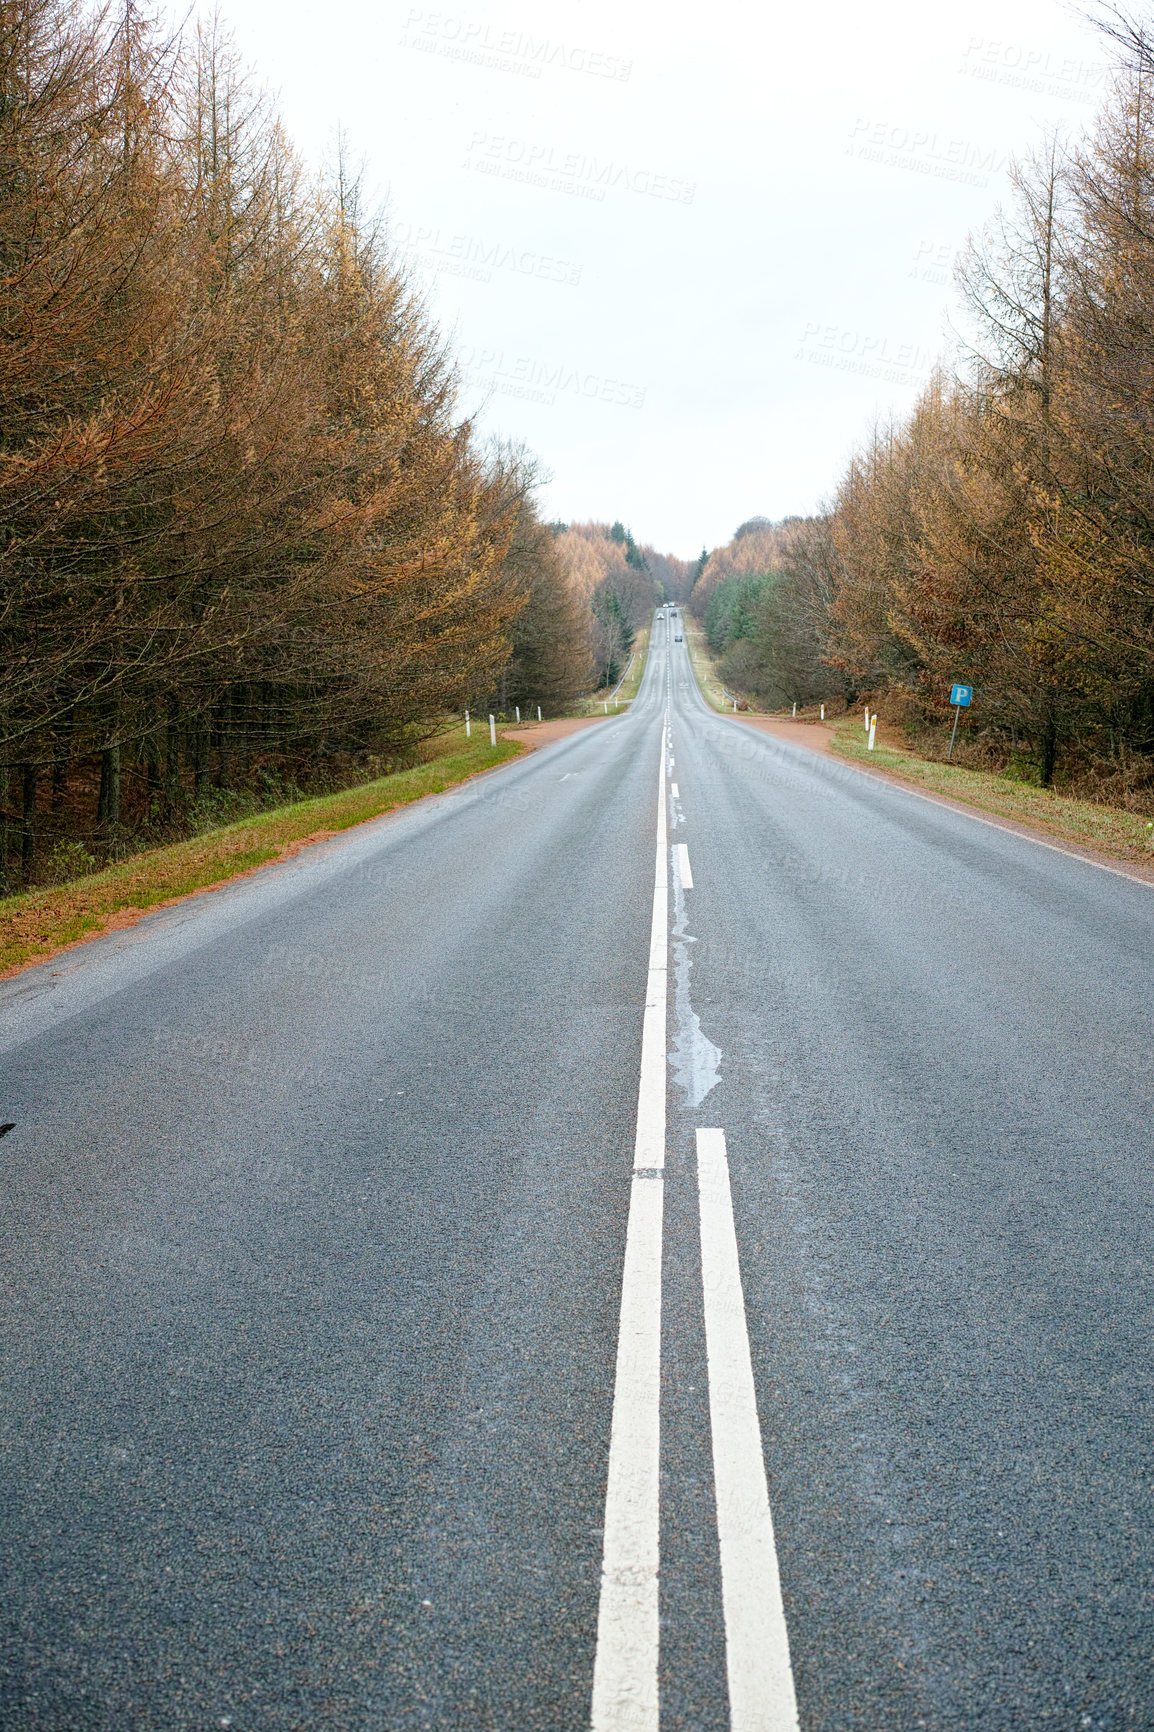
591, 716, 798, 1732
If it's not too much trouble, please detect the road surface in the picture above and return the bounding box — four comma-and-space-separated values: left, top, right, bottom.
2, 617, 1152, 1730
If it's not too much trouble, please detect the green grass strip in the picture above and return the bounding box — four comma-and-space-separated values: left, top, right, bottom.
614, 626, 651, 704
684, 625, 735, 714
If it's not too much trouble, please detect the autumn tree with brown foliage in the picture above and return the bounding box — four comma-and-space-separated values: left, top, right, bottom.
784, 11, 1154, 796
490, 500, 593, 715
0, 0, 570, 887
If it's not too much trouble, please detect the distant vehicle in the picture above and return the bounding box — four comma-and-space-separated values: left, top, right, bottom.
675, 633, 683, 642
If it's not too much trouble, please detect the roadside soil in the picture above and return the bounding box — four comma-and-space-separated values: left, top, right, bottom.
501, 715, 613, 747
735, 717, 836, 755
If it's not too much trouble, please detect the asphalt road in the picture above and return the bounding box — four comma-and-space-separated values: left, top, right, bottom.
2, 618, 1153, 1730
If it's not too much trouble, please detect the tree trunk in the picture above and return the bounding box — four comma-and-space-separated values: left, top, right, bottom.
164, 699, 181, 817
1040, 714, 1058, 788
217, 696, 231, 789
193, 717, 209, 800
51, 727, 70, 811
97, 744, 122, 830
22, 763, 37, 883
145, 735, 161, 817
0, 767, 10, 897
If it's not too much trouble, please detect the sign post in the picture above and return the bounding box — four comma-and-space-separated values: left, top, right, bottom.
947, 684, 972, 759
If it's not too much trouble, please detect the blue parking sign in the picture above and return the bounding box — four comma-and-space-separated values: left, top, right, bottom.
950, 684, 973, 707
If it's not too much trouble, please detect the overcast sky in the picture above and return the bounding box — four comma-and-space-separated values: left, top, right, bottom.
202, 0, 1107, 555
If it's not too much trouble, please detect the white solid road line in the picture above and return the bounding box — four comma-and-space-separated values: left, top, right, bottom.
676, 842, 693, 890
635, 738, 669, 1175
840, 753, 1154, 891
591, 715, 669, 1732
696, 1128, 799, 1732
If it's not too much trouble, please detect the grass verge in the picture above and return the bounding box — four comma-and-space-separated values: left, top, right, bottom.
578, 624, 652, 716
0, 728, 523, 979
832, 719, 1154, 868
685, 625, 742, 713
614, 626, 650, 703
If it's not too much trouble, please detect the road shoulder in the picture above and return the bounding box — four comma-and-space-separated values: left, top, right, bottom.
730, 714, 1154, 889
500, 715, 614, 747
0, 736, 528, 983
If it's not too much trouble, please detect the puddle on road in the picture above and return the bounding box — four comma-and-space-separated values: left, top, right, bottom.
670, 841, 722, 1107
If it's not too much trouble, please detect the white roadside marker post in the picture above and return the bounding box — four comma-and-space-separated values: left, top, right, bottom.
868, 715, 877, 751
792, 702, 796, 718
820, 704, 825, 721
465, 709, 470, 738
489, 714, 496, 746
537, 705, 542, 722
516, 705, 520, 723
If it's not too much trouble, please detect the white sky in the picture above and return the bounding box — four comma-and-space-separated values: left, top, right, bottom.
203, 0, 1107, 555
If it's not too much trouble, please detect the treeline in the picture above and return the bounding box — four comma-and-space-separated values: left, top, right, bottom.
696, 11, 1154, 800
0, 0, 580, 889
486, 501, 594, 716
552, 521, 690, 688
816, 12, 1154, 794
689, 518, 840, 712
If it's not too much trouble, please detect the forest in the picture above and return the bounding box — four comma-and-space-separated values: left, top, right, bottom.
25, 0, 1154, 899
692, 10, 1154, 804
0, 0, 682, 891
